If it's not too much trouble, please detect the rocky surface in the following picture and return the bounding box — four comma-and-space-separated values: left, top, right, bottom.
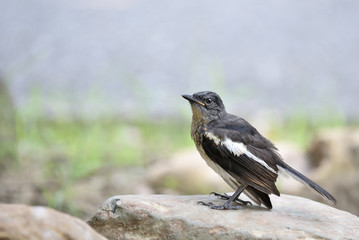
88, 194, 359, 240
0, 203, 106, 240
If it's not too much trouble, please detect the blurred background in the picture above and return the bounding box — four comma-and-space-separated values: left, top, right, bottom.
1, 0, 359, 219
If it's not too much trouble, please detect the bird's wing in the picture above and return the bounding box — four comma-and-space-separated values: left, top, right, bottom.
201, 123, 280, 196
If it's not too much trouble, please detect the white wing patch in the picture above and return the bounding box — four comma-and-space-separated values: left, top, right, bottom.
205, 131, 277, 174
204, 131, 221, 145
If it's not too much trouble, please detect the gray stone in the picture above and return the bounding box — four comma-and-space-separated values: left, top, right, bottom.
306, 128, 359, 215
0, 203, 107, 240
88, 194, 359, 240
307, 128, 359, 172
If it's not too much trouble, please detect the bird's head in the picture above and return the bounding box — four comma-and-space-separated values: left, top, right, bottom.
182, 91, 226, 122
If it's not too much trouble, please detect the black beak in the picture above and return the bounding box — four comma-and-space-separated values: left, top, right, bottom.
182, 94, 205, 106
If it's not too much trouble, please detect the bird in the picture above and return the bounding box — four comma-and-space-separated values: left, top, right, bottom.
182, 91, 336, 210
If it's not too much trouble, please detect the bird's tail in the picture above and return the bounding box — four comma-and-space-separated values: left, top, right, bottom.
277, 161, 336, 205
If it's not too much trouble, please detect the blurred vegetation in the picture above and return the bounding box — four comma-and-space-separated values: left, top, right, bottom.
16, 117, 193, 179
12, 116, 193, 212
269, 109, 349, 149
0, 79, 17, 172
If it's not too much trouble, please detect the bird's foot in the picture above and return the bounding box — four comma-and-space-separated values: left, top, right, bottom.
197, 201, 242, 210
210, 192, 252, 206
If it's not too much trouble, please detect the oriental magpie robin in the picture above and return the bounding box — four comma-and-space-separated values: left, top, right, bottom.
182, 91, 336, 210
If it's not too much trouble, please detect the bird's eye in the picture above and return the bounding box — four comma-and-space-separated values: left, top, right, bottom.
205, 98, 213, 104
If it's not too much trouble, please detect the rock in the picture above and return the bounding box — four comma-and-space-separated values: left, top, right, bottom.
88, 194, 359, 240
306, 128, 359, 215
0, 204, 107, 240
307, 128, 359, 175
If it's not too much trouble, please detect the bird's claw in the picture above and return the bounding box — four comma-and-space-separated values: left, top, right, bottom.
197, 201, 242, 210
237, 199, 252, 206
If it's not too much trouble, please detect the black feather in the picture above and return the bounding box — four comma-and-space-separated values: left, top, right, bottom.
245, 186, 273, 209
277, 160, 336, 205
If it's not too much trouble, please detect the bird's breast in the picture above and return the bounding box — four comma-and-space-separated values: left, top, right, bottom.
190, 119, 204, 146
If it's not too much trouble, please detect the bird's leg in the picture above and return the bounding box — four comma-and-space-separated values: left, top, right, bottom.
198, 185, 247, 210
210, 192, 252, 206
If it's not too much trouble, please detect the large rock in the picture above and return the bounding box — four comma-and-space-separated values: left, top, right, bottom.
307, 128, 359, 174
306, 128, 359, 215
0, 204, 107, 240
88, 194, 359, 240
